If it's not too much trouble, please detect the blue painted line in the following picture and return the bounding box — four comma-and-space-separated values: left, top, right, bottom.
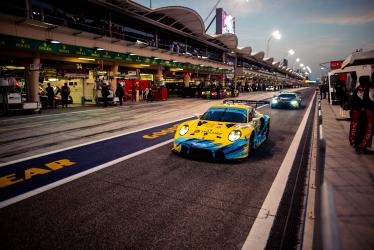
0, 118, 190, 202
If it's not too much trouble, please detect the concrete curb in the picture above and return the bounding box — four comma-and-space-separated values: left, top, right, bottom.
301, 97, 319, 250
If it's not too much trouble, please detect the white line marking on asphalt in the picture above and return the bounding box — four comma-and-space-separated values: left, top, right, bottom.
0, 91, 305, 208
319, 124, 324, 140
0, 99, 271, 168
0, 108, 103, 123
0, 88, 307, 124
242, 92, 316, 250
0, 116, 192, 167
0, 139, 174, 208
0, 102, 175, 123
257, 104, 269, 109
0, 101, 271, 206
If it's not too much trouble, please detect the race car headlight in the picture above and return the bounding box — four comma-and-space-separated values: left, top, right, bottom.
291, 100, 298, 106
271, 98, 278, 104
228, 130, 241, 142
179, 125, 189, 136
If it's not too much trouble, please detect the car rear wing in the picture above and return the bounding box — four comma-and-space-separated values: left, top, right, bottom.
223, 100, 270, 108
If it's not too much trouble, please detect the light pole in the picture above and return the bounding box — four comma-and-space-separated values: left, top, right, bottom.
266, 30, 281, 58
293, 57, 300, 70
281, 49, 295, 67
203, 0, 222, 24
298, 63, 304, 74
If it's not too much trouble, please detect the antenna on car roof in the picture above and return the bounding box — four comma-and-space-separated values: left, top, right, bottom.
223, 100, 270, 108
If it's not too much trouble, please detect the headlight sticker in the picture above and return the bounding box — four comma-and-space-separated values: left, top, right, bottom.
228, 130, 242, 142
179, 125, 189, 136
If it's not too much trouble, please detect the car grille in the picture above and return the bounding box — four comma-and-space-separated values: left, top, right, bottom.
215, 150, 225, 160
189, 147, 213, 159
179, 144, 225, 160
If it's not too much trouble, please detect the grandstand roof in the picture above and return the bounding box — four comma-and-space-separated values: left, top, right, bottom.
252, 51, 265, 60
150, 6, 205, 35
236, 46, 252, 55
272, 61, 280, 67
264, 57, 274, 64
212, 33, 238, 50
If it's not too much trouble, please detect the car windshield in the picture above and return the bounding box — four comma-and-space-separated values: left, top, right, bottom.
201, 107, 247, 123
279, 93, 296, 98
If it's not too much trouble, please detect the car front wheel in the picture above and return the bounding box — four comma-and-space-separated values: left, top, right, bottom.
247, 133, 255, 158
265, 123, 270, 139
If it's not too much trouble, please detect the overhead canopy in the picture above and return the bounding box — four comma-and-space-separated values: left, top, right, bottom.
252, 51, 265, 60
236, 46, 252, 55
150, 6, 205, 35
213, 33, 238, 50
100, 1, 246, 51
329, 64, 374, 77
342, 50, 374, 68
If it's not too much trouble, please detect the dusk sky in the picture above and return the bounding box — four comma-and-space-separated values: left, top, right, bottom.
134, 0, 374, 79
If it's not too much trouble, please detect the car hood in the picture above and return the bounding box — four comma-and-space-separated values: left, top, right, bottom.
277, 97, 296, 101
175, 119, 251, 146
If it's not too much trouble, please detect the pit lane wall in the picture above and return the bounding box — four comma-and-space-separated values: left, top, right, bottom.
301, 97, 340, 250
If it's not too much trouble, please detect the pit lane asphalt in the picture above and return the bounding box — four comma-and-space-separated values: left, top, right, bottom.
0, 88, 315, 249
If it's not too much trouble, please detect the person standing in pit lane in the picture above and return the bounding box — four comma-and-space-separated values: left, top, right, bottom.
45, 82, 55, 109
61, 82, 70, 108
349, 75, 370, 152
358, 73, 374, 152
101, 81, 110, 107
320, 82, 327, 99
131, 81, 136, 101
115, 82, 124, 106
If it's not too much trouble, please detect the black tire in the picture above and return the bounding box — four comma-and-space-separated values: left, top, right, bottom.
265, 123, 270, 140
247, 132, 255, 158
259, 118, 265, 130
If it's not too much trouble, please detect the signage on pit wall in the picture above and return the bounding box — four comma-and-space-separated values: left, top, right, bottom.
0, 34, 227, 74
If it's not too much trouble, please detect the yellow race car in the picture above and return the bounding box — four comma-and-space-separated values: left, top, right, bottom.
173, 100, 270, 160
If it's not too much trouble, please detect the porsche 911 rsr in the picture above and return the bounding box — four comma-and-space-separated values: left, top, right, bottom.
173, 100, 270, 160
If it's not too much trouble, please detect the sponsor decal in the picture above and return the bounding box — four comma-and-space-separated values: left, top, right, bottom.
200, 129, 222, 135
143, 124, 179, 139
0, 159, 76, 189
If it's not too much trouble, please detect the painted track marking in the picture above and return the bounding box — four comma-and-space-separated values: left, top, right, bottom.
0, 139, 173, 208
0, 116, 192, 168
0, 95, 287, 208
242, 92, 316, 250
